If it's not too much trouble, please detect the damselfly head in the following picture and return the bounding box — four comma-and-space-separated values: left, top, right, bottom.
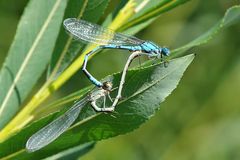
162, 47, 170, 56
102, 81, 113, 91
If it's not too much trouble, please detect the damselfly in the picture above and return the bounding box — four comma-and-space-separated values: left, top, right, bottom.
26, 81, 113, 152
63, 18, 170, 90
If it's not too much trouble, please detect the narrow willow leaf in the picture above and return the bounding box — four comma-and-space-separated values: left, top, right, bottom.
0, 54, 194, 159
120, 0, 191, 31
0, 0, 68, 128
91, 0, 190, 37
48, 0, 109, 80
172, 5, 240, 57
43, 143, 95, 160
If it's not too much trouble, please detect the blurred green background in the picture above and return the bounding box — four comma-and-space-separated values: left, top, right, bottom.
1, 0, 240, 159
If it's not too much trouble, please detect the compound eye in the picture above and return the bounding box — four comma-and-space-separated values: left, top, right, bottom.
162, 47, 170, 56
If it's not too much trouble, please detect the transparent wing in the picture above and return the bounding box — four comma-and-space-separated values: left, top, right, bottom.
63, 18, 144, 46
26, 98, 88, 152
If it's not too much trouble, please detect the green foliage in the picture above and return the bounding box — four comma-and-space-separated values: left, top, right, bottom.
0, 0, 68, 128
172, 5, 240, 57
0, 0, 240, 159
0, 55, 194, 159
120, 0, 191, 31
48, 0, 109, 79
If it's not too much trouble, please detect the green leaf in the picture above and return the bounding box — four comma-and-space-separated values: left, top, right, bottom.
103, 0, 191, 35
120, 0, 191, 32
172, 5, 240, 57
0, 54, 194, 159
0, 0, 68, 128
43, 143, 95, 160
48, 0, 110, 80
